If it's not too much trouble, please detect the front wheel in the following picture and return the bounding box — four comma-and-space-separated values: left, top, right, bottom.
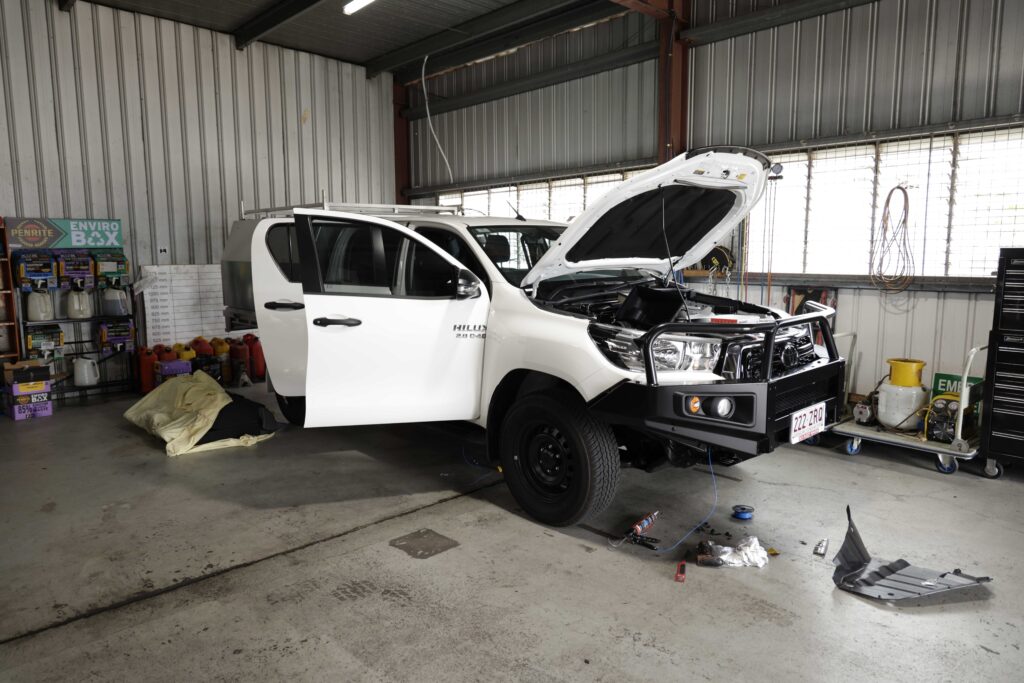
275, 392, 306, 426
499, 391, 619, 527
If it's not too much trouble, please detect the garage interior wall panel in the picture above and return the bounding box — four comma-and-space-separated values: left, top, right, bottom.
410, 13, 658, 189
688, 0, 1024, 148
0, 0, 394, 269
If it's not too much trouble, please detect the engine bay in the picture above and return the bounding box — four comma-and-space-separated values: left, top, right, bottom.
537, 276, 824, 381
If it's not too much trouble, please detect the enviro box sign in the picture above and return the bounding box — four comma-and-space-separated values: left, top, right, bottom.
5, 218, 122, 250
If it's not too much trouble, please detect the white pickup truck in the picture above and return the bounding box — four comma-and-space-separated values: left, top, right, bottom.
221, 147, 845, 526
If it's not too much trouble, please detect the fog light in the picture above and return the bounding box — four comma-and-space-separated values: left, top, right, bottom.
687, 396, 702, 414
712, 397, 735, 419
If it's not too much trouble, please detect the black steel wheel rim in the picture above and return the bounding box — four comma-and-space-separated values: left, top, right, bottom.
516, 421, 574, 501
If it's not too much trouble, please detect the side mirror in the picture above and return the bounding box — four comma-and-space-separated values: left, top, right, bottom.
455, 269, 482, 299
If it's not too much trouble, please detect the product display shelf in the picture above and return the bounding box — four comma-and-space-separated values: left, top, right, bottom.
12, 275, 137, 403
0, 219, 20, 363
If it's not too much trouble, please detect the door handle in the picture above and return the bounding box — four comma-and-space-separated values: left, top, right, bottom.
264, 300, 305, 311
313, 316, 362, 327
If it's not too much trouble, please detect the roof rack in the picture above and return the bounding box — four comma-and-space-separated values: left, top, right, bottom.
241, 193, 460, 218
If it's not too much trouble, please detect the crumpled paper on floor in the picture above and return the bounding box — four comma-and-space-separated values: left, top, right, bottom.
710, 536, 769, 568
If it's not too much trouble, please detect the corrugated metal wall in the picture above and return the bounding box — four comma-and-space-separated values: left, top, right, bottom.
0, 0, 394, 269
410, 13, 658, 190
688, 0, 1024, 148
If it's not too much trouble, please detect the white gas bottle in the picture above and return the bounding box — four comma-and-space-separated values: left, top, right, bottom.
877, 379, 929, 431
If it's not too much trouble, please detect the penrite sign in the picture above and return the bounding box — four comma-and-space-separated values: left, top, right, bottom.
5, 217, 123, 250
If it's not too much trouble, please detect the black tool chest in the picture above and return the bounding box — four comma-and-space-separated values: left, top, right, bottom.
982, 248, 1024, 461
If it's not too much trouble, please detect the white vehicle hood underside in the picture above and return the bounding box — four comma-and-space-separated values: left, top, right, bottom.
521, 149, 770, 288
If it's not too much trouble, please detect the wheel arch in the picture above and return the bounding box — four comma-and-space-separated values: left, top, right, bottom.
485, 369, 582, 463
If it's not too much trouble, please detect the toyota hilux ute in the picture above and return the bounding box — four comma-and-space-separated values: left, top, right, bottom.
221, 147, 846, 526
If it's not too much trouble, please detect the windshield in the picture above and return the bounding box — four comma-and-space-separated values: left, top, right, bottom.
469, 225, 566, 285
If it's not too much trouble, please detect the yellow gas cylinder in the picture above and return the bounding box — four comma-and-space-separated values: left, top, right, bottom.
175, 344, 197, 361
887, 358, 926, 387
211, 337, 232, 383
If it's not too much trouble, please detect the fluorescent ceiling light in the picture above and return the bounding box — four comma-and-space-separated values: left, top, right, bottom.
343, 0, 377, 15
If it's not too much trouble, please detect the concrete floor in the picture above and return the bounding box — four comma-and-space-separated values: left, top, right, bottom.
1, 391, 1022, 681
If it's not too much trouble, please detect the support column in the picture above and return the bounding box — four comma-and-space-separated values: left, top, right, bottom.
393, 83, 411, 204
657, 0, 688, 162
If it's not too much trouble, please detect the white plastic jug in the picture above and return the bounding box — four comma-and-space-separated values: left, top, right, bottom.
68, 289, 93, 319
27, 290, 54, 322
101, 288, 129, 316
73, 358, 100, 386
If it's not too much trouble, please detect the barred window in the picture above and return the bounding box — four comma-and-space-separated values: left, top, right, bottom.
434, 128, 1024, 279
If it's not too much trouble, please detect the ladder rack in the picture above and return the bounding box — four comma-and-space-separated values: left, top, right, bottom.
242, 198, 459, 219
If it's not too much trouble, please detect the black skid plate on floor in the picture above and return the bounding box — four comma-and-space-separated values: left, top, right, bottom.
832, 506, 992, 601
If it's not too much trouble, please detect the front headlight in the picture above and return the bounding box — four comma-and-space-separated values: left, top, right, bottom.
590, 325, 722, 373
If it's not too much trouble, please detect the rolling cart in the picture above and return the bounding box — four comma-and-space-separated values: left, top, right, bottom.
830, 345, 1002, 479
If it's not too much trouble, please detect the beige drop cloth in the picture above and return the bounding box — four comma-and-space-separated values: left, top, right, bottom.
124, 371, 273, 456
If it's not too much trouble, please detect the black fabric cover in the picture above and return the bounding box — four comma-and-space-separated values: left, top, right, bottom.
195, 393, 281, 446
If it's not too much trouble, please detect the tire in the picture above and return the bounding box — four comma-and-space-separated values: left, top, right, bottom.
499, 390, 619, 527
804, 434, 821, 447
844, 439, 861, 456
275, 392, 306, 426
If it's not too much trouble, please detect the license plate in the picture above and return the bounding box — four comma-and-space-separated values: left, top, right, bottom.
790, 401, 827, 444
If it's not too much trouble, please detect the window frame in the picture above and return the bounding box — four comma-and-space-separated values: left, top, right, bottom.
293, 215, 463, 300
431, 127, 1024, 283
264, 222, 302, 283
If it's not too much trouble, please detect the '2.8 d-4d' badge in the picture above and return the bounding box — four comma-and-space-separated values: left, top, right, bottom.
453, 324, 486, 339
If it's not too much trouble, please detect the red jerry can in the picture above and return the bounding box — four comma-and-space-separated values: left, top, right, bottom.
191, 337, 214, 357
243, 333, 266, 381
230, 340, 251, 379
137, 347, 158, 394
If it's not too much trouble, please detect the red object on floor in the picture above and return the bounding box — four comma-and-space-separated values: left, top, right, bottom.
674, 560, 686, 583
230, 340, 251, 378
243, 333, 266, 381
137, 347, 157, 394
190, 337, 214, 356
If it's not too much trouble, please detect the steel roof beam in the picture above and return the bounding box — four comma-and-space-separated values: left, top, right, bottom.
233, 0, 326, 50
366, 0, 584, 77
394, 1, 624, 84
404, 41, 657, 120
609, 0, 671, 20
679, 0, 877, 46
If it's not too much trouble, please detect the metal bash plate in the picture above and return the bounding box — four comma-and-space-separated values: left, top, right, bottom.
832, 506, 991, 600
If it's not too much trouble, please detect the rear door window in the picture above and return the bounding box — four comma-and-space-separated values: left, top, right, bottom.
266, 223, 301, 282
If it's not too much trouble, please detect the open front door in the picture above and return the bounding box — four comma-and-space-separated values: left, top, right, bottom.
295, 209, 490, 428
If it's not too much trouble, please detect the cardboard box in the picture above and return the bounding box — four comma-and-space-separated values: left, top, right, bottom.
9, 391, 50, 406
8, 380, 51, 396
3, 360, 50, 385
6, 400, 52, 420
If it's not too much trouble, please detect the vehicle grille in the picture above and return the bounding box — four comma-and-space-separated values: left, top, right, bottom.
774, 380, 833, 418
738, 335, 818, 381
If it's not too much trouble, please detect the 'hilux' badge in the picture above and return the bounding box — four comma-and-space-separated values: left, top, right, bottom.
453, 324, 486, 339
